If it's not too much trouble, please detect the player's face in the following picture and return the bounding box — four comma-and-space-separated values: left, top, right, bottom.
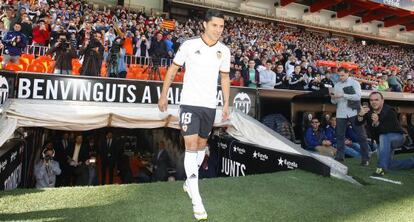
203, 17, 224, 42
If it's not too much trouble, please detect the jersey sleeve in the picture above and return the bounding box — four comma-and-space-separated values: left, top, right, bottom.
173, 41, 187, 66
219, 47, 231, 73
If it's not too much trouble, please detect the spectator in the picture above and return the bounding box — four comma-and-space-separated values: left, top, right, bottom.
46, 33, 77, 75
134, 34, 150, 63
164, 32, 174, 54
230, 69, 244, 86
289, 65, 306, 90
19, 13, 32, 44
86, 136, 98, 186
387, 70, 403, 92
54, 132, 72, 187
1, 22, 27, 66
308, 73, 322, 91
403, 78, 414, 93
357, 92, 414, 176
152, 141, 171, 182
34, 143, 61, 188
79, 32, 104, 76
321, 71, 334, 89
259, 60, 276, 89
242, 59, 259, 88
274, 64, 288, 89
149, 32, 167, 67
32, 20, 49, 46
67, 134, 89, 186
325, 116, 361, 158
330, 67, 370, 164
106, 37, 125, 78
376, 74, 390, 91
304, 117, 336, 157
100, 131, 118, 185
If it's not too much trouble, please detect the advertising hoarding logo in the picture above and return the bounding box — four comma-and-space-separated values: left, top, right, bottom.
253, 151, 268, 161
277, 157, 298, 169
232, 145, 246, 155
0, 75, 9, 106
233, 92, 251, 114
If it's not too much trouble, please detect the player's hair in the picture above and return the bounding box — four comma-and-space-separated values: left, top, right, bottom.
204, 9, 224, 22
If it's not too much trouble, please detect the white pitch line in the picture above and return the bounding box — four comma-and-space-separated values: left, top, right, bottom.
369, 176, 403, 185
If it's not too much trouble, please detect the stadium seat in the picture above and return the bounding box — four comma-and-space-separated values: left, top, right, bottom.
72, 63, 81, 75
159, 67, 168, 80
318, 112, 332, 128
72, 59, 82, 68
21, 54, 35, 64
4, 63, 24, 72
30, 60, 48, 73
27, 63, 46, 73
101, 64, 107, 77
127, 64, 145, 79
47, 61, 55, 73
19, 57, 30, 71
35, 55, 54, 63
302, 112, 316, 131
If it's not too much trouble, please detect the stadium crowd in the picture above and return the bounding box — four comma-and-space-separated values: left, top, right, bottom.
0, 0, 413, 92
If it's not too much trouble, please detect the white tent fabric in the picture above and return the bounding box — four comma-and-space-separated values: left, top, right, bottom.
227, 110, 360, 184
3, 99, 358, 184
0, 117, 17, 148
5, 99, 224, 130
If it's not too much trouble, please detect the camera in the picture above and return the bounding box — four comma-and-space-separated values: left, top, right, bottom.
59, 39, 69, 49
44, 154, 53, 161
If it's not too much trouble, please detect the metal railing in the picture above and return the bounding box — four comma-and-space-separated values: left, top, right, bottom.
0, 45, 174, 67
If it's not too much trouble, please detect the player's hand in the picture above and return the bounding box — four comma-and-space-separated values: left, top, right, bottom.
158, 96, 168, 112
222, 104, 230, 121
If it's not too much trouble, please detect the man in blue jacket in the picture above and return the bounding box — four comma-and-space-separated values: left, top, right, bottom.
1, 23, 27, 66
304, 117, 336, 157
325, 116, 361, 158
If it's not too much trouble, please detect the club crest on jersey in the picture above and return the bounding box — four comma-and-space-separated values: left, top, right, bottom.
182, 125, 188, 132
217, 51, 222, 59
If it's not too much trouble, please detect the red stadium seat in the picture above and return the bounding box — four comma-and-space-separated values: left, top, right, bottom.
4, 63, 24, 72
27, 63, 46, 73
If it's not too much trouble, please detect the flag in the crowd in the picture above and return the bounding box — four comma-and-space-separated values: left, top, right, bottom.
325, 44, 339, 52
161, 20, 176, 30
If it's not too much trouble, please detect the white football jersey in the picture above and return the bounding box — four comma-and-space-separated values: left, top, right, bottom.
173, 37, 231, 109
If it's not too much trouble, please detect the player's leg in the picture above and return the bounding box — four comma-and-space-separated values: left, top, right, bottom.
180, 106, 207, 220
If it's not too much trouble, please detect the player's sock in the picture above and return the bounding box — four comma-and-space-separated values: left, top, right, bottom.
184, 150, 203, 207
196, 147, 206, 169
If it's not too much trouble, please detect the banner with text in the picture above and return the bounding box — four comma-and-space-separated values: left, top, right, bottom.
0, 72, 257, 118
210, 135, 330, 177
0, 140, 24, 190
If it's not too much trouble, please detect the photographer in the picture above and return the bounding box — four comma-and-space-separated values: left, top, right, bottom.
46, 33, 77, 75
34, 142, 61, 188
79, 32, 104, 76
106, 36, 125, 78
149, 32, 167, 69
357, 92, 414, 176
1, 23, 27, 66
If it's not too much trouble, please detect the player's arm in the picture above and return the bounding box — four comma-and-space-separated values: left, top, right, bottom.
158, 63, 180, 112
220, 71, 231, 120
220, 48, 231, 120
158, 40, 187, 112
